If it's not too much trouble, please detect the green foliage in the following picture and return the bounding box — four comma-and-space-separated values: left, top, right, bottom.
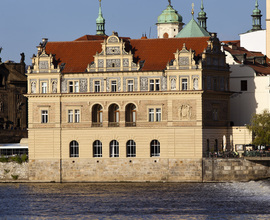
247, 110, 270, 146
4, 169, 10, 174
0, 155, 8, 163
21, 154, 28, 163
11, 174, 19, 180
11, 155, 22, 164
0, 155, 28, 164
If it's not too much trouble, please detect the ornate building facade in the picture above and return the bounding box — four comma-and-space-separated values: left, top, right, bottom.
25, 1, 251, 182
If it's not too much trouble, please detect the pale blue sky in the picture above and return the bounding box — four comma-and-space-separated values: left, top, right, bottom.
0, 0, 266, 65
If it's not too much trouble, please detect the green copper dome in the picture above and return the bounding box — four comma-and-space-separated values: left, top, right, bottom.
157, 5, 182, 24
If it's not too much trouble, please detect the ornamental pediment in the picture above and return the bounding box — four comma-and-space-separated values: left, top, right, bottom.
27, 45, 60, 74
167, 43, 201, 70
87, 32, 139, 72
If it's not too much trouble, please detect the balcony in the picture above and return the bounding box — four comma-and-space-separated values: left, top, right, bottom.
125, 122, 136, 127
108, 122, 119, 127
92, 122, 103, 127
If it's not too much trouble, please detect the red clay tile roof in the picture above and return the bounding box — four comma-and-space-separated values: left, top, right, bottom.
223, 41, 270, 75
45, 36, 210, 73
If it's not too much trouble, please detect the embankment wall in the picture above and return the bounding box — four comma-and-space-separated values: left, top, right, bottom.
0, 158, 269, 182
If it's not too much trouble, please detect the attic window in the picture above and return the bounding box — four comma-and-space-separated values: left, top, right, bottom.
112, 63, 115, 67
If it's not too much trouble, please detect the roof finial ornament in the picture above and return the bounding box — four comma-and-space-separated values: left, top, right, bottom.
191, 3, 195, 17
168, 0, 171, 6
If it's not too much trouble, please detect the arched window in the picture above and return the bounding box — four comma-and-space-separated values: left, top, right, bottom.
108, 104, 120, 127
125, 104, 136, 127
110, 140, 119, 157
126, 140, 136, 157
92, 104, 103, 127
150, 140, 160, 157
93, 140, 102, 157
70, 140, 79, 157
163, 32, 169, 38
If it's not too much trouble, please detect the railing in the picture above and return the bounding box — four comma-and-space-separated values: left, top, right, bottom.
125, 122, 136, 127
243, 151, 270, 157
91, 122, 103, 127
108, 122, 119, 127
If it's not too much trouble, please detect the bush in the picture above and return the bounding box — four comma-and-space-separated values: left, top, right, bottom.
0, 155, 8, 163
21, 154, 28, 163
10, 155, 22, 164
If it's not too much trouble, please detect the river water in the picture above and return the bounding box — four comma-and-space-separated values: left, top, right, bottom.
0, 180, 269, 219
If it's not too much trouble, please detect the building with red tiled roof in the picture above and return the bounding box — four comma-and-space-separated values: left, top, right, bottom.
223, 41, 270, 126
24, 1, 252, 183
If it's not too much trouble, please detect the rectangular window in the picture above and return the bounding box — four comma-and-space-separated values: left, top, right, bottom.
156, 108, 161, 122
241, 80, 247, 91
94, 81, 100, 92
41, 82, 47, 94
68, 110, 73, 123
155, 79, 160, 91
111, 80, 117, 92
68, 109, 80, 123
149, 79, 155, 91
148, 108, 162, 122
127, 80, 134, 92
41, 110, 48, 123
75, 110, 80, 123
181, 78, 188, 90
149, 108, 154, 122
69, 81, 79, 93
149, 79, 160, 91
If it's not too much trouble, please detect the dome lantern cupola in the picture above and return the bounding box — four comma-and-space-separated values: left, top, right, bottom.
251, 0, 262, 31
157, 0, 184, 38
197, 0, 207, 31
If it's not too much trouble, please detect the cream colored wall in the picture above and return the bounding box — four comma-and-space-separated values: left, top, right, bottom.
157, 23, 180, 38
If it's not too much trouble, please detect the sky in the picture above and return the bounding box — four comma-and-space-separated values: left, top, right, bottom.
0, 0, 266, 65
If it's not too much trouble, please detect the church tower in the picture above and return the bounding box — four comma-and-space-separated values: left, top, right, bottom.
251, 0, 262, 31
96, 0, 105, 35
197, 0, 207, 31
267, 0, 270, 57
156, 1, 184, 38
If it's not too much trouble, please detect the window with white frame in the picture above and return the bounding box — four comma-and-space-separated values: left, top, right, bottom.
149, 79, 160, 91
111, 80, 117, 92
94, 81, 100, 92
150, 140, 160, 157
93, 140, 102, 157
149, 108, 155, 122
41, 82, 47, 93
68, 109, 80, 123
70, 140, 79, 157
68, 81, 79, 93
110, 140, 119, 157
41, 110, 48, 123
148, 108, 162, 122
181, 78, 188, 90
68, 110, 73, 123
156, 108, 161, 122
126, 140, 136, 157
127, 80, 134, 92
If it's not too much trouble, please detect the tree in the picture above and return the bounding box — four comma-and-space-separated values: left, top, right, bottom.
247, 110, 270, 146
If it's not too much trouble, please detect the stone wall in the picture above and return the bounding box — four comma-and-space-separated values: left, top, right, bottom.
0, 162, 28, 181
1, 159, 269, 182
203, 158, 270, 182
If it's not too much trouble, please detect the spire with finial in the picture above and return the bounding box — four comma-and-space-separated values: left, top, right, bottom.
251, 0, 262, 31
197, 0, 207, 31
191, 3, 194, 17
168, 0, 171, 6
96, 0, 105, 35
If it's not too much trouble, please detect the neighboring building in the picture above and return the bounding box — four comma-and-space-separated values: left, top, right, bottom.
267, 0, 270, 58
224, 41, 270, 126
240, 0, 266, 55
0, 55, 28, 143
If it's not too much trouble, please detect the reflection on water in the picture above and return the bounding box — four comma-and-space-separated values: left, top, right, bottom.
0, 180, 269, 219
